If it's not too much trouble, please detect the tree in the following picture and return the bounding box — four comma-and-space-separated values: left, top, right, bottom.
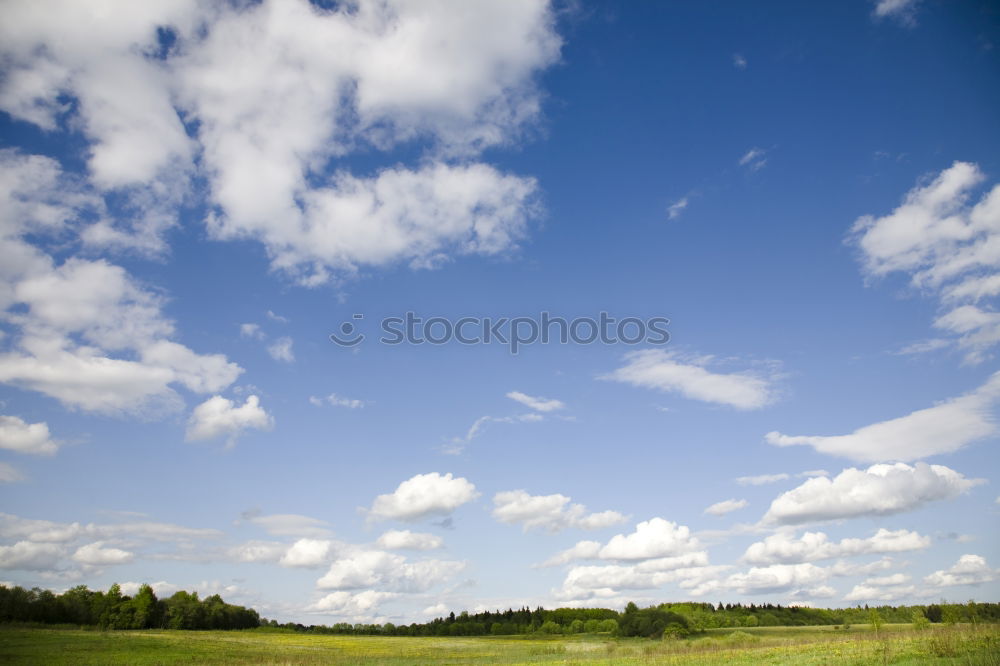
925, 604, 942, 623
129, 584, 160, 629
911, 609, 930, 631
868, 608, 884, 638
537, 620, 562, 634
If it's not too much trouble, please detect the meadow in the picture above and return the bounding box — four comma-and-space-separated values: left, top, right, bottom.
0, 623, 997, 665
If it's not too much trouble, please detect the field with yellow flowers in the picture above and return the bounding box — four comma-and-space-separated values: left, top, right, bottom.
0, 623, 997, 664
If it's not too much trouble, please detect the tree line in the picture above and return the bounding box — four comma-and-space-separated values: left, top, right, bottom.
0, 584, 259, 630
262, 600, 1000, 639
2, 583, 996, 639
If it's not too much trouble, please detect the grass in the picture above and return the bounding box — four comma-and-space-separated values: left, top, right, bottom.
0, 623, 996, 664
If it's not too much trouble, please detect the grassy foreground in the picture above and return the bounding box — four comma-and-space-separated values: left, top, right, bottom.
0, 623, 997, 664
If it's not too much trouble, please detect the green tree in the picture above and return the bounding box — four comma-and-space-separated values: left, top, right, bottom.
868, 608, 884, 638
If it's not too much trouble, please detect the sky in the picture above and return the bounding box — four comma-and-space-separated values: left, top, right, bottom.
0, 0, 998, 624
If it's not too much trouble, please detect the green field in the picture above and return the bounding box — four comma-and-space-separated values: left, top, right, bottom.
0, 624, 997, 664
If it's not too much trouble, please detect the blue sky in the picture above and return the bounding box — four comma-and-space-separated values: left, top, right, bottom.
0, 0, 998, 622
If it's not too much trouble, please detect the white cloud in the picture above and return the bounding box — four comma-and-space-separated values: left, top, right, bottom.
924, 554, 997, 587
598, 518, 701, 561
743, 528, 930, 565
185, 395, 273, 444
0, 463, 23, 483
686, 563, 829, 597
873, 0, 919, 25
704, 499, 748, 516
422, 602, 449, 617
540, 541, 603, 567
266, 311, 288, 324
739, 147, 767, 171
230, 540, 286, 564
119, 581, 179, 598
667, 197, 689, 220
0, 415, 58, 455
0, 540, 63, 570
0, 1, 561, 282
279, 538, 335, 568
830, 557, 896, 578
0, 512, 222, 545
376, 530, 443, 551
763, 463, 983, 525
71, 541, 134, 566
733, 53, 747, 70
602, 349, 776, 410
505, 391, 565, 412
307, 590, 396, 618
310, 393, 369, 409
240, 323, 264, 340
766, 371, 1000, 462
368, 472, 479, 522
553, 556, 723, 604
491, 490, 626, 533
240, 512, 331, 538
736, 473, 790, 486
267, 337, 295, 363
177, 1, 556, 284
844, 585, 916, 602
849, 162, 1000, 363
0, 231, 243, 413
316, 550, 464, 593
445, 412, 545, 454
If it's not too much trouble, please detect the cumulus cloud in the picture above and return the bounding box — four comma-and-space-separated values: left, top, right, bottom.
743, 528, 930, 565
602, 349, 777, 410
71, 541, 134, 566
307, 590, 396, 618
849, 162, 1000, 363
540, 541, 603, 567
230, 540, 287, 564
0, 541, 63, 570
491, 490, 626, 533
316, 550, 464, 593
686, 563, 829, 597
597, 518, 701, 561
0, 415, 58, 455
505, 391, 565, 412
766, 372, 1000, 462
0, 230, 243, 413
185, 395, 273, 444
279, 538, 335, 568
376, 530, 443, 551
763, 463, 983, 525
924, 554, 997, 587
704, 499, 748, 516
553, 559, 725, 604
0, 1, 560, 282
368, 472, 479, 522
